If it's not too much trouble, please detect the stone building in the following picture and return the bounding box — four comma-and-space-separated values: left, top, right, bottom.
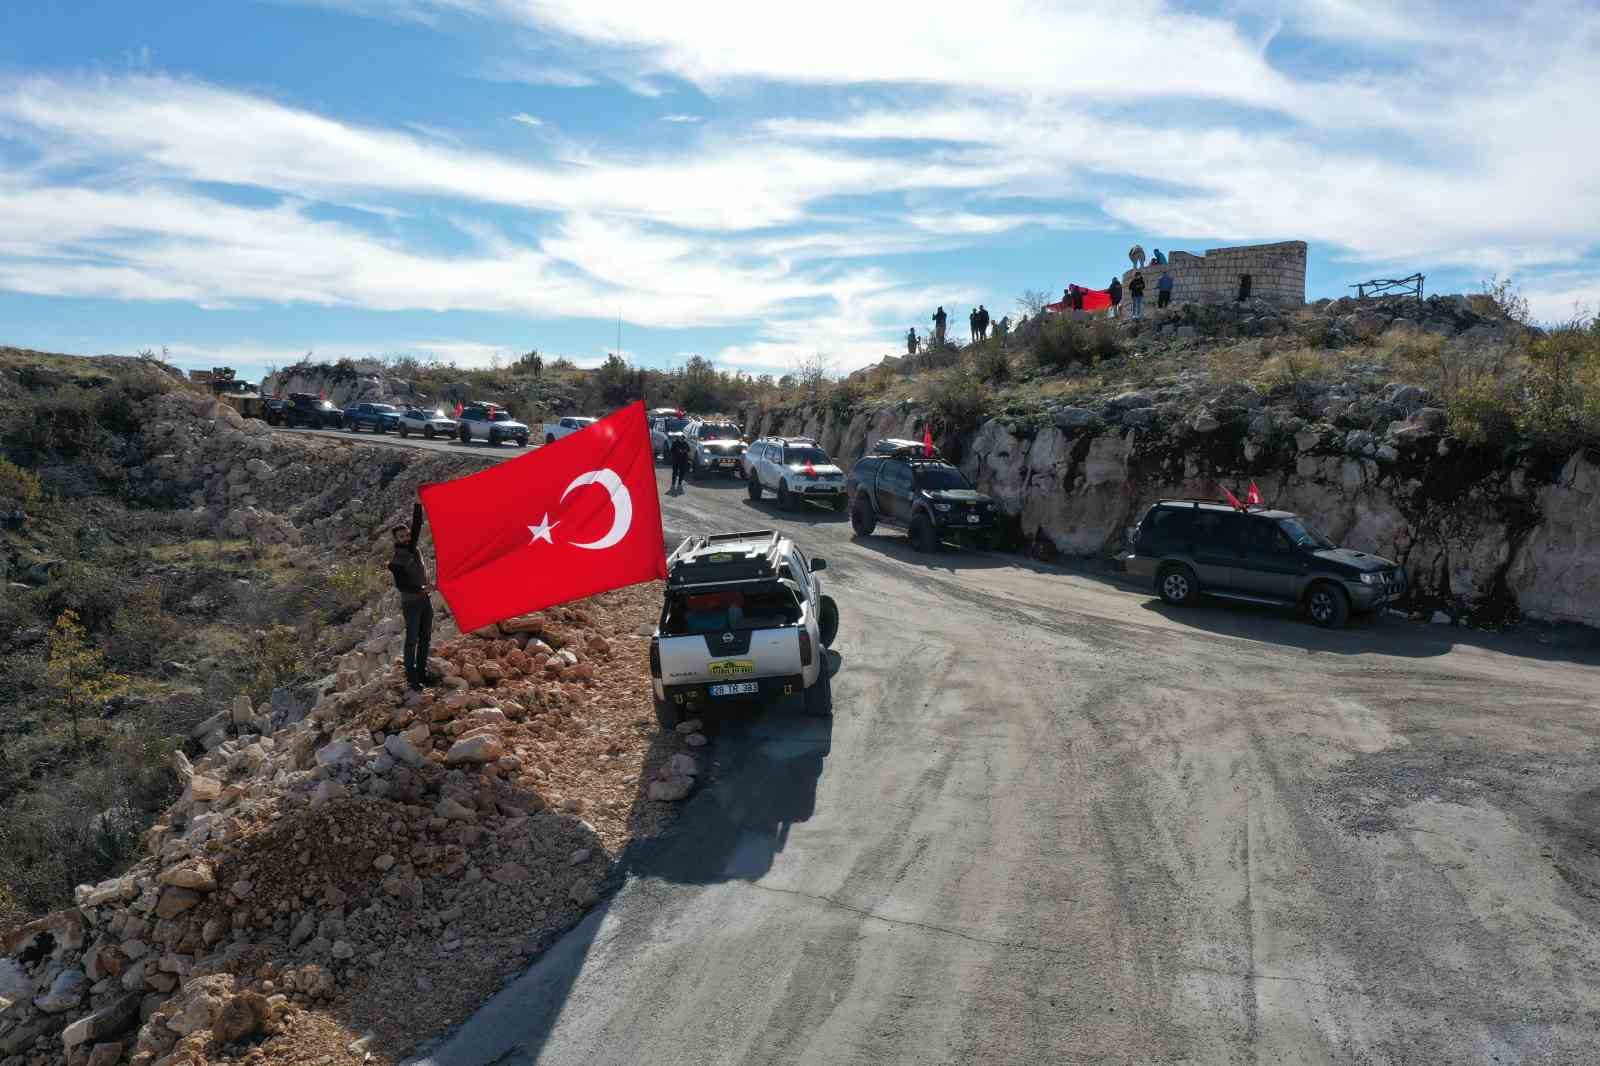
1123, 240, 1306, 308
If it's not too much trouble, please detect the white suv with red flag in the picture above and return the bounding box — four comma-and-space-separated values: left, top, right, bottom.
650, 530, 839, 729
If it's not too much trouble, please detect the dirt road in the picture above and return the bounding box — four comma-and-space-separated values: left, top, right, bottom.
313, 431, 1600, 1064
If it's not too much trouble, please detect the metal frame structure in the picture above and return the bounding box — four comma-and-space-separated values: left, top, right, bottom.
1350, 273, 1425, 301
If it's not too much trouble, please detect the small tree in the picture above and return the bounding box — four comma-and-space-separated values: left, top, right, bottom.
46, 609, 128, 751
1017, 289, 1049, 318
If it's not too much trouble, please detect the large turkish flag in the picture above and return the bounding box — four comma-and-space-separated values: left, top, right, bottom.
419, 401, 667, 632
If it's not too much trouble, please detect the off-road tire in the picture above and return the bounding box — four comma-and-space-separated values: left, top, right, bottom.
747, 477, 763, 501
424, 425, 435, 440
459, 425, 471, 444
818, 595, 839, 648
778, 481, 793, 510
488, 429, 501, 447
1306, 581, 1350, 628
653, 696, 682, 732
802, 667, 833, 717
850, 495, 877, 536
546, 433, 556, 445
399, 424, 409, 438
910, 513, 939, 553
1157, 564, 1200, 606
515, 437, 527, 447
347, 420, 359, 432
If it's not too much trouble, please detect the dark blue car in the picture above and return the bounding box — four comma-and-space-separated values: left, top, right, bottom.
342, 402, 400, 433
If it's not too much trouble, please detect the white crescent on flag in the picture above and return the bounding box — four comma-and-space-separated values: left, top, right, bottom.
560, 468, 633, 550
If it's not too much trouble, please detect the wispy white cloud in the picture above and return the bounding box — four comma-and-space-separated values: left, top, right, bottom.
660, 114, 700, 124
509, 111, 544, 127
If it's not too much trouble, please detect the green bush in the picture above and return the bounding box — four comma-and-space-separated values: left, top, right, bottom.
1446, 375, 1520, 445
0, 456, 42, 509
972, 342, 1012, 385
921, 367, 990, 437
246, 623, 307, 706
1034, 316, 1122, 370
107, 585, 183, 670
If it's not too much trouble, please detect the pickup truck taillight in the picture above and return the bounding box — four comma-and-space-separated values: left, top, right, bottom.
649, 638, 661, 679
798, 630, 813, 668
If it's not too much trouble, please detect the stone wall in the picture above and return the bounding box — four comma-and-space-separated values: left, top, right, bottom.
1124, 240, 1306, 308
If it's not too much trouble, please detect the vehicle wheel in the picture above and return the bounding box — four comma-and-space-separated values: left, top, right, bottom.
1157, 564, 1200, 607
399, 424, 409, 438
347, 420, 358, 432
777, 481, 793, 510
653, 696, 682, 732
802, 667, 833, 717
459, 425, 471, 444
515, 437, 527, 447
747, 477, 763, 501
424, 425, 434, 439
818, 594, 839, 648
488, 429, 501, 447
910, 513, 939, 553
850, 496, 877, 536
1306, 581, 1350, 628
546, 434, 556, 445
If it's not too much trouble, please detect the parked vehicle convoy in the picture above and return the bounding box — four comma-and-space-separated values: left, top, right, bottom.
650, 414, 691, 459
458, 403, 530, 447
543, 415, 597, 445
343, 402, 400, 433
1123, 499, 1406, 628
685, 418, 746, 478
397, 406, 456, 439
745, 437, 848, 511
264, 393, 343, 428
650, 529, 838, 729
847, 439, 999, 551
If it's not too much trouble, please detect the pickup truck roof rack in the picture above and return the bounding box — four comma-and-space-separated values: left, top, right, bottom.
666, 530, 784, 589
1157, 498, 1275, 513
870, 437, 947, 461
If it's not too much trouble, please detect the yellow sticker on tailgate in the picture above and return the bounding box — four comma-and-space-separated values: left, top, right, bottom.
708, 659, 756, 678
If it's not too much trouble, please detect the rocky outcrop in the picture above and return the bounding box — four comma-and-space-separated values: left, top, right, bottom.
757, 298, 1595, 627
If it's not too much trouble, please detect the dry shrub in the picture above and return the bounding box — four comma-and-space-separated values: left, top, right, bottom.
972, 342, 1012, 384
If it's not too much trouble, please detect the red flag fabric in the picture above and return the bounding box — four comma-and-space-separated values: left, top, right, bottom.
1044, 288, 1113, 313
454, 400, 463, 418
1222, 486, 1244, 510
1246, 481, 1264, 506
319, 388, 325, 401
923, 425, 935, 457
419, 401, 666, 632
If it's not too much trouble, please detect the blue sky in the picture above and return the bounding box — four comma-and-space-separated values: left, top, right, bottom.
1, 0, 1596, 383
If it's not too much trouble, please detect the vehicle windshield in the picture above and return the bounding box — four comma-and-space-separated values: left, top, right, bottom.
372, 404, 397, 413
785, 447, 829, 466
1277, 517, 1334, 549
915, 466, 972, 491
664, 417, 689, 432
698, 423, 739, 439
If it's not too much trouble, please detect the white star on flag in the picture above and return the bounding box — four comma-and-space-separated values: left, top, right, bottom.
528, 513, 558, 545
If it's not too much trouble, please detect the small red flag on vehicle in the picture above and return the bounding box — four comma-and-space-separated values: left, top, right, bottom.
1222, 486, 1245, 510
319, 389, 325, 401
1246, 481, 1264, 506
454, 400, 463, 418
419, 401, 666, 632
923, 425, 935, 457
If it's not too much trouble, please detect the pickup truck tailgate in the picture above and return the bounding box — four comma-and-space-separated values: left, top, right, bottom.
658, 627, 804, 685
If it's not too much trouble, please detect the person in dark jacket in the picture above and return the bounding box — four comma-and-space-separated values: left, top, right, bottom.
1107, 277, 1123, 317
669, 434, 692, 490
932, 306, 947, 347
977, 305, 990, 340
1129, 272, 1146, 318
389, 501, 438, 690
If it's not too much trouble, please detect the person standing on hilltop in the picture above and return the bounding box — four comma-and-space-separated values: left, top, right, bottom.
1107, 276, 1123, 317
1129, 271, 1146, 319
907, 327, 918, 357
977, 304, 990, 341
389, 501, 440, 691
1157, 271, 1174, 309
932, 306, 947, 348
1128, 244, 1146, 270
995, 315, 1010, 342
968, 308, 978, 344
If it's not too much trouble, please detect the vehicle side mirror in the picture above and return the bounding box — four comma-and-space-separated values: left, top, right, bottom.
809, 558, 827, 572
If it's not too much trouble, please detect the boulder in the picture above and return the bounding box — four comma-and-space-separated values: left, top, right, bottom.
61, 992, 140, 1049
435, 797, 478, 823
158, 861, 217, 892
34, 967, 87, 1013
155, 887, 203, 919
446, 735, 503, 764
648, 776, 695, 802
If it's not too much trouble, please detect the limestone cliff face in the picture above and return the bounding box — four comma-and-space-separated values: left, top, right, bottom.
752, 397, 1600, 627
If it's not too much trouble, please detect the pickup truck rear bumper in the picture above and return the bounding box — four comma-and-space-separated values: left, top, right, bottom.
660, 673, 806, 711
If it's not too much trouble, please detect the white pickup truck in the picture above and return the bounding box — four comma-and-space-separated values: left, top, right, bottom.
542, 415, 596, 445
650, 530, 838, 729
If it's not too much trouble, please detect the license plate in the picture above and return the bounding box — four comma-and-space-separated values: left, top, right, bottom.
966, 514, 980, 523
718, 459, 735, 466
709, 681, 759, 696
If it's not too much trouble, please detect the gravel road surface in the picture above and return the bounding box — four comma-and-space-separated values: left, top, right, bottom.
287, 429, 1600, 1065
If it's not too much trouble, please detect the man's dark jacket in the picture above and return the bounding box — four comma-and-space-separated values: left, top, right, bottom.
389, 503, 428, 595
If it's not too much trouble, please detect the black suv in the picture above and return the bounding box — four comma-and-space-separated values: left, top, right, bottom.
1125, 500, 1405, 627
264, 393, 343, 428
847, 439, 999, 551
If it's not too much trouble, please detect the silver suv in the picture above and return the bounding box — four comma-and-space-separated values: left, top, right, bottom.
1124, 500, 1405, 627
745, 437, 847, 511
684, 419, 745, 478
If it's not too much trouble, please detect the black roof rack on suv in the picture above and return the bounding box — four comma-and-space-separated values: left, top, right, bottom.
870, 437, 945, 461
666, 530, 784, 589
1156, 498, 1274, 513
